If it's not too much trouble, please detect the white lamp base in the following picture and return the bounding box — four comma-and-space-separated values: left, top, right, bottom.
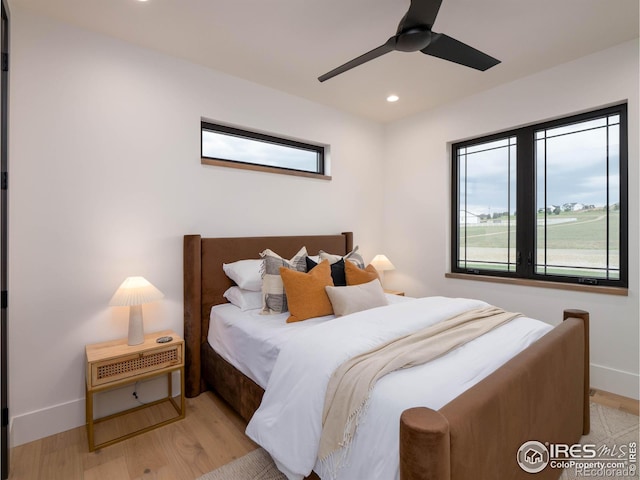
128, 304, 145, 346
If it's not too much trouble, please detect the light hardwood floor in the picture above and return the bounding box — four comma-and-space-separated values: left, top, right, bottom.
590, 388, 639, 416
9, 392, 257, 480
8, 389, 638, 480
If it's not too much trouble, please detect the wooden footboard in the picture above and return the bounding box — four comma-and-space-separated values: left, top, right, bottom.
399, 310, 589, 480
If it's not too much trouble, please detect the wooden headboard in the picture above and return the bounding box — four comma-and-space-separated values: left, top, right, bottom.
183, 232, 353, 396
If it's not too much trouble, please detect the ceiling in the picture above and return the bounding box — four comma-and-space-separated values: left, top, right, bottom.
8, 0, 640, 123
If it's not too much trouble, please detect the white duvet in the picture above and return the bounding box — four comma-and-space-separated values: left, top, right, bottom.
208, 294, 410, 388
245, 296, 553, 480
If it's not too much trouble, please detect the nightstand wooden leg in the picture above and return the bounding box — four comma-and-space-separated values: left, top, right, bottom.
180, 366, 185, 416
86, 386, 95, 452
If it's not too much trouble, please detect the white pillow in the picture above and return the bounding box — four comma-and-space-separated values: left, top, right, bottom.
325, 279, 388, 317
222, 259, 262, 291
223, 286, 263, 311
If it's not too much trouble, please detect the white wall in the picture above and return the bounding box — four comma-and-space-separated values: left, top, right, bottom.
8, 9, 386, 445
383, 40, 639, 399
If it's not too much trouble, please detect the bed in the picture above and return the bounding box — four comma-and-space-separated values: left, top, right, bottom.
183, 232, 590, 480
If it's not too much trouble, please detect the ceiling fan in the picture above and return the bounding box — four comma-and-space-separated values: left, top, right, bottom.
318, 0, 500, 82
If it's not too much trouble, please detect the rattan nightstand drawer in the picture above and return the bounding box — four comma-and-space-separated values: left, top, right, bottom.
89, 343, 182, 388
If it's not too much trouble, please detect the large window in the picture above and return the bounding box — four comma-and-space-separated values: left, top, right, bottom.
201, 121, 328, 179
451, 104, 627, 288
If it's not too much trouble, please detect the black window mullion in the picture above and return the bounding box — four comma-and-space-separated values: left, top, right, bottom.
618, 105, 629, 287
450, 149, 460, 272
463, 152, 468, 270
606, 120, 610, 279
543, 132, 548, 277
507, 141, 511, 271
516, 130, 535, 278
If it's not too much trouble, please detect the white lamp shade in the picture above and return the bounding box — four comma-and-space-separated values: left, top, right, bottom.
109, 276, 164, 306
109, 276, 164, 345
370, 254, 395, 271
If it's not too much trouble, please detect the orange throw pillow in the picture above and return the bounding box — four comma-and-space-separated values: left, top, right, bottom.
345, 261, 380, 286
280, 260, 334, 323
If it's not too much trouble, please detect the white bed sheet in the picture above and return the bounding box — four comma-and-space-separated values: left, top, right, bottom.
207, 294, 412, 389
245, 296, 554, 480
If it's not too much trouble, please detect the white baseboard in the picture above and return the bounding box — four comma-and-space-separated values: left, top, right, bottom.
591, 363, 640, 400
10, 398, 85, 447
10, 372, 182, 447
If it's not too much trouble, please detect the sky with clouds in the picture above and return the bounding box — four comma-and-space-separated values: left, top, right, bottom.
202, 130, 319, 172
460, 118, 620, 215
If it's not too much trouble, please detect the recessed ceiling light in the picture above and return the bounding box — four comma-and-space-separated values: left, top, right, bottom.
386, 95, 399, 103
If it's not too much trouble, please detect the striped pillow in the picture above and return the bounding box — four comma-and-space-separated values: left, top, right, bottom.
260, 246, 308, 314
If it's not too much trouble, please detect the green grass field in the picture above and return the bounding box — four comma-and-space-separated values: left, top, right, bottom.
461, 209, 618, 249
459, 209, 620, 278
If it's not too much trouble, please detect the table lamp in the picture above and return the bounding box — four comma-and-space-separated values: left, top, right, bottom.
370, 254, 395, 287
109, 276, 164, 345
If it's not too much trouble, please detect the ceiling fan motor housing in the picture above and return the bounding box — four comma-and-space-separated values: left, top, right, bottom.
394, 27, 433, 52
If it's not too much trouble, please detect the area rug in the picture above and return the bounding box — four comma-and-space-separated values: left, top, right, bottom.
199, 403, 638, 480
559, 402, 639, 480
197, 448, 286, 480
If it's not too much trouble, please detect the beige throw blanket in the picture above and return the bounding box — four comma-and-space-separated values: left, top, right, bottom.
318, 305, 522, 465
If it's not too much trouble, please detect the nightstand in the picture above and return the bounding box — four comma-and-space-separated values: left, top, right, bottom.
384, 289, 405, 296
85, 330, 185, 451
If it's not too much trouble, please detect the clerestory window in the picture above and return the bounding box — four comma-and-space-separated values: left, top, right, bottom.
201, 121, 328, 179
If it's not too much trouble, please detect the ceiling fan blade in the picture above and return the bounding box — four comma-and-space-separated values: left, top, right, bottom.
318, 39, 395, 82
421, 33, 500, 71
399, 0, 443, 31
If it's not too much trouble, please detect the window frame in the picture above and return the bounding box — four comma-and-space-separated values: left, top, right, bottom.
201, 121, 329, 180
450, 104, 628, 289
